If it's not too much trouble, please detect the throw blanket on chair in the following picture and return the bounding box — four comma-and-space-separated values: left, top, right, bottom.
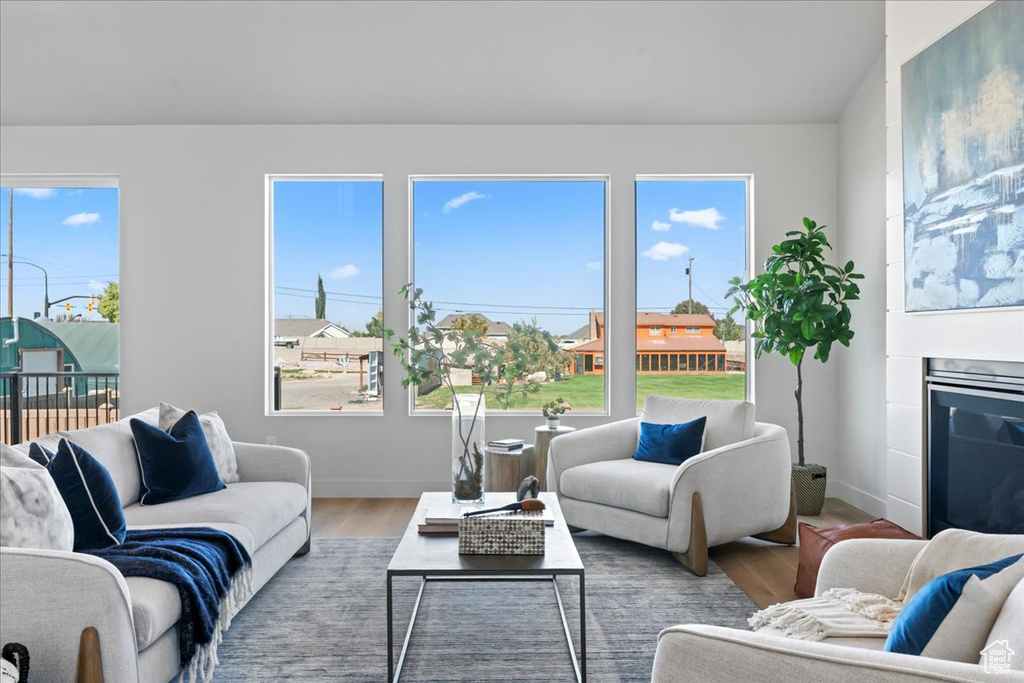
88, 527, 253, 683
749, 529, 1024, 642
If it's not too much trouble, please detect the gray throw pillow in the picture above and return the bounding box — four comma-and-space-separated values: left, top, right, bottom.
0, 443, 75, 551
158, 402, 239, 483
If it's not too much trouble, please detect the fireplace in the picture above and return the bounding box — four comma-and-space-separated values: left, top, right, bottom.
926, 358, 1024, 537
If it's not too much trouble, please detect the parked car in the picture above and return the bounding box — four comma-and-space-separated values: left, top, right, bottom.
274, 335, 300, 349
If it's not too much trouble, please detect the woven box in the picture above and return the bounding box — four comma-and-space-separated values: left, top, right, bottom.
458, 517, 545, 555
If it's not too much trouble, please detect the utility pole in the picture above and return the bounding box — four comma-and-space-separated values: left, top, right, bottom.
7, 188, 13, 317
686, 257, 694, 314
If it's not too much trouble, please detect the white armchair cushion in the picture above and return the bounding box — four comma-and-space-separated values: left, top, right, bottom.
560, 459, 676, 517
640, 396, 754, 451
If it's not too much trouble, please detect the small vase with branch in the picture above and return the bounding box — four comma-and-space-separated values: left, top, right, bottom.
386, 285, 554, 503
726, 217, 863, 515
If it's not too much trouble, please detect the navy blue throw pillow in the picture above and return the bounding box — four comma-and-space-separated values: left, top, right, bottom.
633, 417, 707, 466
30, 440, 126, 551
131, 410, 225, 505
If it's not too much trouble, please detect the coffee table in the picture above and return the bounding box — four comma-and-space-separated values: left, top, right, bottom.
387, 491, 586, 682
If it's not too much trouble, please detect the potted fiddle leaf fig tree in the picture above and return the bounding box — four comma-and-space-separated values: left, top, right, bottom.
386, 285, 554, 503
727, 217, 864, 515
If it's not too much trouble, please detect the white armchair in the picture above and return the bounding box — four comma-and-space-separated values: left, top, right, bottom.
548, 397, 795, 575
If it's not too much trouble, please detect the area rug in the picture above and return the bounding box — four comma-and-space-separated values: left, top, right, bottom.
214, 534, 756, 682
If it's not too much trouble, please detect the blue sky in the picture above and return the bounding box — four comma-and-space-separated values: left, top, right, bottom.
272, 178, 747, 336
413, 180, 606, 335
0, 187, 120, 321
636, 179, 748, 319
273, 180, 384, 331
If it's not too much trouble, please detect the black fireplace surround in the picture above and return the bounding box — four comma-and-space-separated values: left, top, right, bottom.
926, 358, 1024, 537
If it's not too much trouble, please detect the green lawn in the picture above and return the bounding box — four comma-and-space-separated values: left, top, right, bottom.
414, 373, 745, 411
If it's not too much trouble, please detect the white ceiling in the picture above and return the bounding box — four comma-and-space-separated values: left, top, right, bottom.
0, 0, 884, 127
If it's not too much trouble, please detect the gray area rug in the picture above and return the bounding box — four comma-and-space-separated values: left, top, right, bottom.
214, 535, 756, 682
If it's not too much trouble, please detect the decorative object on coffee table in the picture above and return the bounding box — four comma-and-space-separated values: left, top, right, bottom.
542, 398, 571, 429
534, 425, 575, 490
727, 218, 864, 515
459, 516, 545, 555
794, 519, 920, 598
386, 285, 554, 504
517, 475, 540, 501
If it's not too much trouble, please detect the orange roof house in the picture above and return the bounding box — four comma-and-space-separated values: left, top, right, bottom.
570, 311, 727, 375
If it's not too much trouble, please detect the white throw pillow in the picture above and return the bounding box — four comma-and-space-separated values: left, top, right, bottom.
0, 443, 74, 551
58, 422, 141, 507
158, 402, 239, 483
639, 396, 755, 452
984, 578, 1024, 670
917, 557, 1024, 662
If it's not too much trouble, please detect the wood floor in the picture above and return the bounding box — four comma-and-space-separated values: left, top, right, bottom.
311, 496, 873, 609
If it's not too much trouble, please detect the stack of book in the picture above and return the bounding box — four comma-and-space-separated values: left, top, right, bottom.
417, 503, 556, 535
487, 438, 524, 452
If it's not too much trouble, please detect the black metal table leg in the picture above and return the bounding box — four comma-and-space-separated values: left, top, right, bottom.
387, 572, 394, 682
579, 571, 586, 683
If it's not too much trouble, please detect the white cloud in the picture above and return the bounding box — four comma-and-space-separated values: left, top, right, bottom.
652, 220, 671, 231
88, 280, 107, 293
669, 207, 725, 230
443, 191, 486, 213
329, 264, 360, 279
14, 188, 56, 199
62, 212, 100, 226
643, 242, 689, 261
585, 262, 602, 270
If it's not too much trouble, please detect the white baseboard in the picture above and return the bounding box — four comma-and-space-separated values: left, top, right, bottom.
312, 479, 450, 498
827, 479, 887, 518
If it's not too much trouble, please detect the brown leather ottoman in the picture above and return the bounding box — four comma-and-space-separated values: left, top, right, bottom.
795, 519, 920, 598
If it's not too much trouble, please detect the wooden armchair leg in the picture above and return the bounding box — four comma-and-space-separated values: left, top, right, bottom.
672, 491, 708, 577
753, 481, 798, 545
77, 627, 103, 683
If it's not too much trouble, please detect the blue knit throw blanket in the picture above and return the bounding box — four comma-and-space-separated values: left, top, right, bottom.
88, 527, 252, 683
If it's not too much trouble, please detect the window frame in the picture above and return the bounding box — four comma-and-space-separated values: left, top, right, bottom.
407, 174, 611, 417
634, 174, 754, 404
264, 173, 385, 417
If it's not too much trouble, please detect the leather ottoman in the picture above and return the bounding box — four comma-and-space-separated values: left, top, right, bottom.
795, 519, 920, 598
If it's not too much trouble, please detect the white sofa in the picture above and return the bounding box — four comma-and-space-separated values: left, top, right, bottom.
548, 397, 795, 575
651, 538, 1022, 682
0, 408, 312, 683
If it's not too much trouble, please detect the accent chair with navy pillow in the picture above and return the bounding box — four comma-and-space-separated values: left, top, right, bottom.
633, 416, 707, 466
28, 439, 127, 551
885, 553, 1024, 662
131, 409, 225, 505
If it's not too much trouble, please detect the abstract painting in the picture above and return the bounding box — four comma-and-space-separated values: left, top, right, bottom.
902, 0, 1024, 312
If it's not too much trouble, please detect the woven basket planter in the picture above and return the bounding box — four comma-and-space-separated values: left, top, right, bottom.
792, 464, 827, 516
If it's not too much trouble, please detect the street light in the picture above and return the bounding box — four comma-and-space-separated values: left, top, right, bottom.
0, 254, 50, 317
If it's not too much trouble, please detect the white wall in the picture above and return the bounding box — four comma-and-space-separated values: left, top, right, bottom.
0, 124, 838, 496
884, 1, 1024, 534
835, 52, 888, 517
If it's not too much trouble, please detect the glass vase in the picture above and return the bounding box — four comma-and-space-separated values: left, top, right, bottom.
452, 393, 486, 504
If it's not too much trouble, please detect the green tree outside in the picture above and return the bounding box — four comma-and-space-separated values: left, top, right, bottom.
672, 299, 710, 315
98, 282, 119, 322
314, 275, 326, 320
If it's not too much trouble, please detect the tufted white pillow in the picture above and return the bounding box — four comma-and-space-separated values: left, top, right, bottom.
0, 443, 74, 550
